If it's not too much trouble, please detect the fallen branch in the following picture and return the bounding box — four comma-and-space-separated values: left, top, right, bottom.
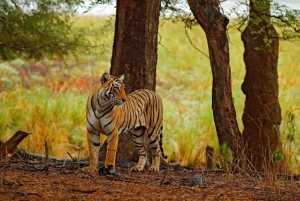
12, 149, 89, 168
0, 130, 29, 158
0, 131, 88, 168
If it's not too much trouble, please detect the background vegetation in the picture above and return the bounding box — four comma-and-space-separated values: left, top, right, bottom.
0, 16, 299, 173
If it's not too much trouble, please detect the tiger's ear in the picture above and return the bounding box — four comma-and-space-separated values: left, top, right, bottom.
118, 74, 124, 82
101, 72, 110, 84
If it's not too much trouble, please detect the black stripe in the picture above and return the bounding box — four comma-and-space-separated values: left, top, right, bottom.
92, 141, 100, 146
151, 145, 159, 150
132, 132, 144, 138
150, 135, 159, 144
105, 128, 114, 136
118, 104, 127, 131
90, 96, 99, 119
97, 94, 107, 108
106, 107, 116, 118
106, 135, 116, 143
148, 127, 155, 138
103, 118, 114, 128
87, 128, 100, 136
119, 126, 127, 135
99, 104, 114, 118
86, 117, 97, 130
133, 141, 143, 145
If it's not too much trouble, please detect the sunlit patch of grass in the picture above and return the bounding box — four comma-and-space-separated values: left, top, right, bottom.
0, 86, 88, 158
157, 20, 245, 167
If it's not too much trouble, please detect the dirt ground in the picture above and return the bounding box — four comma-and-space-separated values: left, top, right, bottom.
0, 160, 299, 201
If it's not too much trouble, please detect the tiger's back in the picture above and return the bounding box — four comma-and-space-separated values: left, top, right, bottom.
117, 89, 163, 136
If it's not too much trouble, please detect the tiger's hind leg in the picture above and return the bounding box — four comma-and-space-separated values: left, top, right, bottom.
131, 126, 147, 172
149, 129, 162, 172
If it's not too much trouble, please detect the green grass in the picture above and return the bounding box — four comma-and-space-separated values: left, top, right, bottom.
0, 85, 88, 158
0, 17, 300, 173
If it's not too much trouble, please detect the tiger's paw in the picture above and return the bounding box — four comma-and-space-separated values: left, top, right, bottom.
99, 165, 116, 175
148, 166, 159, 172
82, 165, 98, 173
130, 165, 144, 172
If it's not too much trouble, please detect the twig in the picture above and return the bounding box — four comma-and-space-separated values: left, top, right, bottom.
160, 162, 170, 186
77, 149, 81, 170
184, 25, 209, 59
44, 141, 49, 175
158, 32, 171, 53
10, 0, 24, 15
67, 152, 76, 162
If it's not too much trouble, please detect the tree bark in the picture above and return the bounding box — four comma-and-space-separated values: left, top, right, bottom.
187, 0, 244, 169
99, 0, 161, 162
205, 146, 215, 169
241, 0, 283, 172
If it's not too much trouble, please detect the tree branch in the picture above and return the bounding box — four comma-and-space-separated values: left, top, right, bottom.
10, 0, 24, 15
184, 25, 209, 58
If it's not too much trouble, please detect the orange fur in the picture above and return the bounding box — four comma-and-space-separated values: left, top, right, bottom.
85, 73, 167, 173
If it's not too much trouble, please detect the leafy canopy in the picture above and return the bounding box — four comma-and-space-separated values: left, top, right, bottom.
0, 0, 102, 61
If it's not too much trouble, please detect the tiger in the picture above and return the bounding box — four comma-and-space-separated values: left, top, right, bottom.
85, 72, 167, 174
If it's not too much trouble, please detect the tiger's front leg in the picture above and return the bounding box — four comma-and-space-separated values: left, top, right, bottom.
103, 129, 119, 175
86, 130, 100, 172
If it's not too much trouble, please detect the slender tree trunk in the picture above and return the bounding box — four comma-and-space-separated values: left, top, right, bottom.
99, 0, 161, 162
187, 0, 244, 169
241, 0, 283, 172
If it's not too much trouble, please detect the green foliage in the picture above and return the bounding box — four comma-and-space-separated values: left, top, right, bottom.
84, 0, 114, 14
0, 61, 21, 90
272, 149, 284, 162
282, 112, 299, 172
0, 0, 106, 61
220, 143, 233, 172
271, 2, 300, 40
161, 0, 198, 30
220, 143, 233, 162
229, 1, 300, 41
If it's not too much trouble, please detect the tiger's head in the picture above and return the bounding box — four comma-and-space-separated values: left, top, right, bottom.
100, 72, 127, 106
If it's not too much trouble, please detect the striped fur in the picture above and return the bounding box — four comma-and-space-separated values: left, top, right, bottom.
86, 72, 167, 173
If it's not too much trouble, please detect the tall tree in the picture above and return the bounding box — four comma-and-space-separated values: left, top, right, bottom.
187, 0, 244, 170
241, 0, 283, 171
99, 0, 161, 162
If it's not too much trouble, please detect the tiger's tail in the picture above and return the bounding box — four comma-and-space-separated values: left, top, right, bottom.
159, 125, 168, 159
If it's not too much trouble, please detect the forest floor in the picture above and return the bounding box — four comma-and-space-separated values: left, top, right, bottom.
0, 159, 300, 201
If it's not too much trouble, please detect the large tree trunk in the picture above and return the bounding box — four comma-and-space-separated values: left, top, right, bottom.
241, 0, 283, 172
99, 0, 161, 162
187, 0, 244, 170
